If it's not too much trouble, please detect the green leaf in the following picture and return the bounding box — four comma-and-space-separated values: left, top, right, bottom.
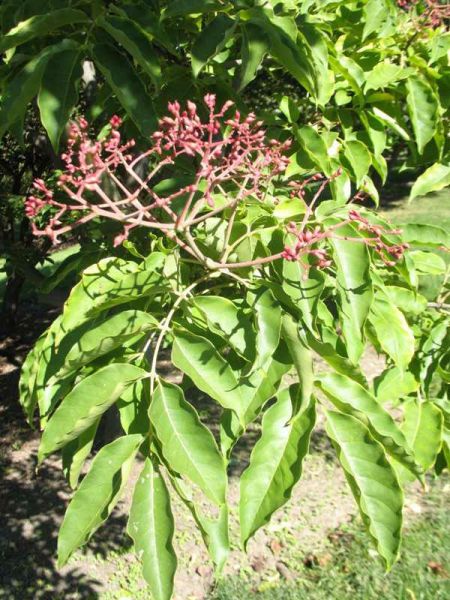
365, 62, 405, 92
127, 457, 177, 600
363, 0, 396, 40
399, 223, 450, 249
372, 106, 410, 141
430, 32, 450, 64
251, 288, 281, 373
369, 296, 415, 369
279, 95, 299, 123
246, 10, 315, 95
52, 310, 157, 380
62, 419, 100, 489
236, 23, 269, 91
303, 330, 366, 385
301, 22, 333, 105
295, 125, 331, 175
282, 259, 324, 332
384, 286, 427, 315
171, 330, 246, 422
40, 250, 103, 294
272, 197, 306, 219
406, 77, 438, 154
240, 386, 316, 545
192, 296, 254, 359
191, 14, 236, 77
118, 380, 150, 435
92, 43, 157, 136
0, 40, 78, 137
167, 474, 229, 571
220, 351, 291, 456
0, 8, 89, 53
317, 372, 423, 481
150, 380, 227, 505
58, 254, 165, 336
343, 140, 372, 186
360, 111, 387, 156
409, 250, 446, 274
18, 333, 47, 424
38, 48, 83, 151
21, 314, 73, 427
38, 364, 147, 462
401, 400, 443, 471
329, 223, 373, 364
58, 434, 142, 566
374, 367, 419, 405
162, 0, 222, 18
410, 163, 450, 200
325, 410, 403, 569
98, 16, 161, 88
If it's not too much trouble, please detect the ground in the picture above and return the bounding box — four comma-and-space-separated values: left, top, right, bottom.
0, 189, 449, 599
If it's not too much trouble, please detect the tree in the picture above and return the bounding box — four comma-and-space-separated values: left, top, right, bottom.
4, 1, 449, 598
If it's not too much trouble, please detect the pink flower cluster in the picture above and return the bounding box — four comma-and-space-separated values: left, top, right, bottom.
151, 93, 290, 207
281, 208, 408, 270
398, 0, 450, 28
25, 94, 408, 273
24, 115, 135, 241
25, 95, 290, 247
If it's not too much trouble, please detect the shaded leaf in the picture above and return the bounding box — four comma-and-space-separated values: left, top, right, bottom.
192, 296, 255, 359
38, 48, 83, 151
38, 364, 146, 462
191, 14, 236, 77
93, 43, 157, 136
98, 16, 161, 88
0, 40, 78, 137
163, 0, 222, 18
0, 9, 89, 52
236, 23, 269, 91
53, 310, 157, 380
62, 419, 100, 489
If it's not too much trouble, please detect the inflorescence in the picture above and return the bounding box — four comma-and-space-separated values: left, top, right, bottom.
26, 95, 407, 273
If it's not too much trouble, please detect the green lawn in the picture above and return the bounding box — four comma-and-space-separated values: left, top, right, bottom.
211, 477, 450, 600
379, 189, 450, 229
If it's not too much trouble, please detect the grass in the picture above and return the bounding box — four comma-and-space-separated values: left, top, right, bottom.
210, 478, 450, 600
379, 189, 450, 229
88, 476, 450, 600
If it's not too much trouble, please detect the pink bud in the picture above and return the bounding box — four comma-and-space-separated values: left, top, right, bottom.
204, 93, 216, 110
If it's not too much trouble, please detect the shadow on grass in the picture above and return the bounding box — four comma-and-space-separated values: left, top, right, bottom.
0, 304, 133, 600
0, 388, 134, 600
